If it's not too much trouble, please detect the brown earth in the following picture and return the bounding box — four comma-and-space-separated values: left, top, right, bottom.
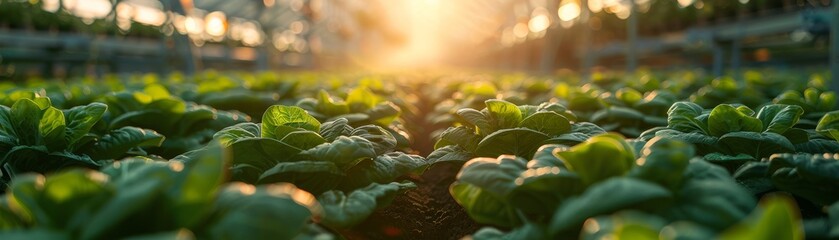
342, 163, 483, 240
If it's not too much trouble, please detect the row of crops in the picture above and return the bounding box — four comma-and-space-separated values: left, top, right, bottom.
0, 69, 837, 239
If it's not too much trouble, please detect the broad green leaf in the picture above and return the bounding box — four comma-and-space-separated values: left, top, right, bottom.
756, 105, 804, 134
63, 103, 107, 146
519, 112, 571, 136
451, 156, 530, 227
208, 183, 320, 240
721, 195, 804, 240
346, 87, 379, 112
768, 153, 839, 206
11, 98, 45, 145
426, 145, 473, 164
319, 181, 416, 228
228, 138, 303, 173
435, 126, 480, 151
315, 90, 349, 116
661, 160, 756, 231
485, 99, 523, 129
213, 122, 261, 146
548, 178, 672, 235
554, 134, 635, 186
280, 131, 327, 150
816, 111, 839, 141
350, 125, 397, 155
708, 104, 763, 137
261, 105, 320, 140
718, 132, 794, 159
457, 108, 495, 135
629, 137, 693, 190
666, 102, 708, 134
167, 144, 226, 228
301, 136, 377, 170
257, 161, 343, 195
365, 102, 401, 126
38, 107, 66, 151
475, 128, 550, 160
84, 127, 165, 160
319, 118, 353, 142
344, 152, 427, 188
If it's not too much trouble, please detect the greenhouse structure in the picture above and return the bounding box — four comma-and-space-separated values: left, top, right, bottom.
0, 0, 838, 239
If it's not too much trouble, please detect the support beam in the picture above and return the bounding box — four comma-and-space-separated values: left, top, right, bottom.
831, 0, 839, 94
712, 42, 724, 77
730, 37, 742, 82
626, 0, 638, 72
580, 0, 593, 81
162, 0, 197, 75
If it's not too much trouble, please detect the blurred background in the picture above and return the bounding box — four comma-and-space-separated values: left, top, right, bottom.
0, 0, 837, 80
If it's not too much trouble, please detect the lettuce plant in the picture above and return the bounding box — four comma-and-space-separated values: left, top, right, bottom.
427, 99, 604, 164
0, 144, 328, 239
451, 135, 755, 238
102, 85, 250, 158
0, 97, 163, 188
296, 88, 409, 148
774, 88, 837, 128
638, 102, 836, 171
206, 105, 426, 228
590, 89, 675, 137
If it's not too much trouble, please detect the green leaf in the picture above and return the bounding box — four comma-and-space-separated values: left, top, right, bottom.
319, 118, 353, 142
261, 105, 320, 140
485, 99, 523, 130
213, 122, 260, 146
346, 87, 379, 112
11, 98, 46, 145
280, 131, 327, 150
350, 125, 397, 155
319, 181, 416, 228
84, 127, 165, 160
257, 161, 343, 195
554, 134, 635, 186
661, 160, 756, 231
519, 112, 571, 136
426, 145, 473, 164
344, 152, 427, 188
450, 156, 527, 227
38, 107, 66, 151
457, 108, 494, 136
629, 137, 693, 190
816, 111, 839, 141
435, 126, 480, 151
666, 102, 708, 134
721, 195, 804, 240
548, 178, 672, 235
768, 153, 839, 205
718, 132, 794, 159
227, 138, 303, 176
167, 143, 226, 228
301, 136, 377, 170
63, 103, 107, 147
475, 128, 550, 160
207, 182, 320, 240
315, 90, 349, 116
756, 105, 804, 134
708, 104, 763, 137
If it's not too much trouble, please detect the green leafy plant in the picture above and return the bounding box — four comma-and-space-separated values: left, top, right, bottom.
205, 105, 425, 228
428, 99, 604, 164
102, 85, 250, 158
0, 143, 328, 239
0, 97, 163, 187
452, 135, 755, 238
639, 102, 831, 171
